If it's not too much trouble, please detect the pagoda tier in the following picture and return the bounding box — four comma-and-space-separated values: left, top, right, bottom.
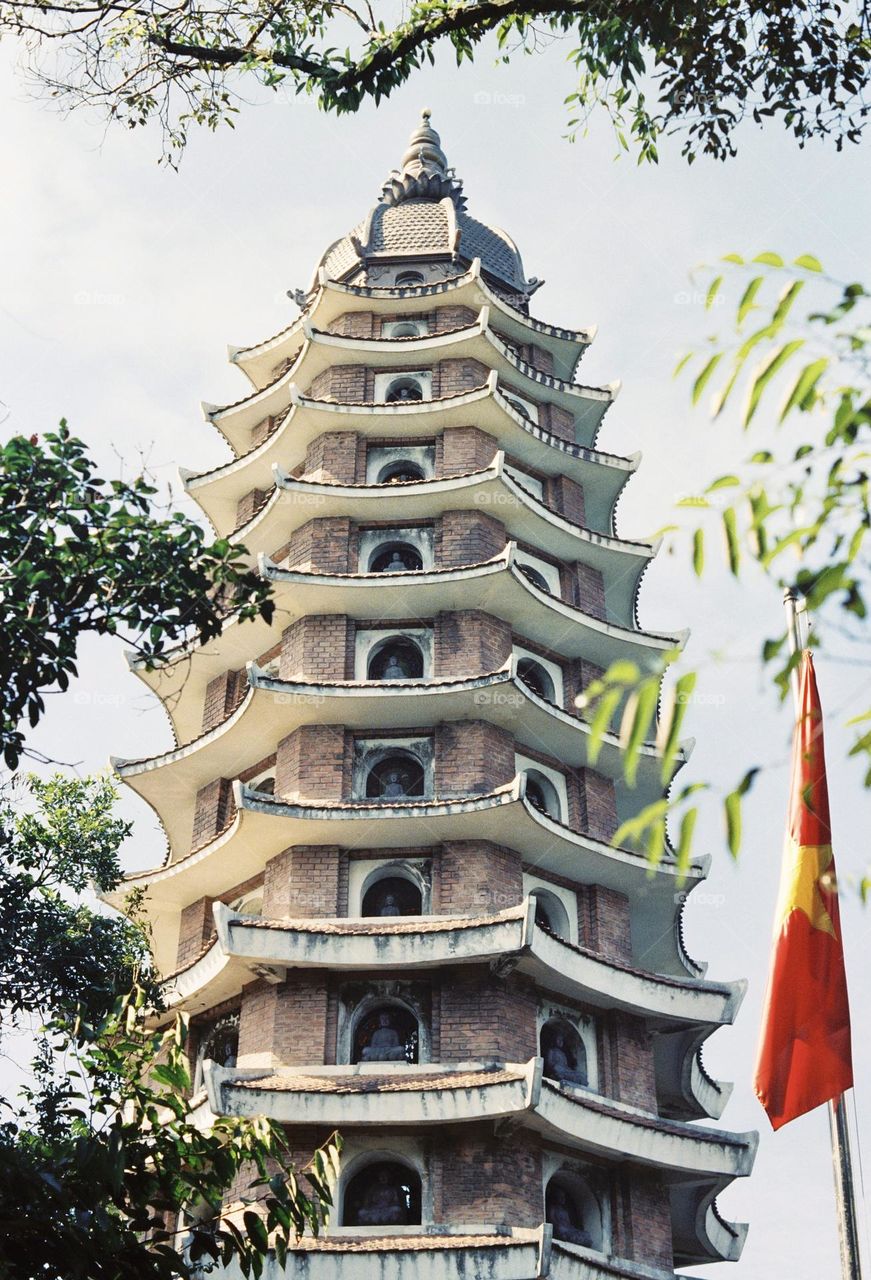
115, 112, 755, 1276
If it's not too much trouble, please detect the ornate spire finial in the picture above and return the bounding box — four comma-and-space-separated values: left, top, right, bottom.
379, 109, 465, 209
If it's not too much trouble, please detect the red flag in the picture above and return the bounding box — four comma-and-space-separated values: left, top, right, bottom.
754, 650, 853, 1129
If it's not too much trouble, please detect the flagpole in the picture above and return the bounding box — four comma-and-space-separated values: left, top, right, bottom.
783, 588, 864, 1280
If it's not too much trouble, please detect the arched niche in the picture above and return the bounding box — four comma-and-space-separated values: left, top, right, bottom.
385, 375, 424, 403
368, 541, 424, 574
394, 271, 425, 287
545, 1171, 603, 1250
530, 888, 571, 940
363, 748, 427, 801
342, 1157, 422, 1227
383, 318, 428, 338
524, 768, 563, 821
377, 458, 427, 484
540, 1017, 588, 1089
352, 1001, 419, 1064
366, 635, 425, 681
194, 1012, 239, 1089
517, 656, 556, 702
361, 869, 424, 918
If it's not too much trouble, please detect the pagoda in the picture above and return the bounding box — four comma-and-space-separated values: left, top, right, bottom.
114, 112, 757, 1278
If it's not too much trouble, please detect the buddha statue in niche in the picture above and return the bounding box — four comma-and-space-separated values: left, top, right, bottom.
543, 1030, 587, 1087
360, 1011, 408, 1062
548, 1185, 593, 1247
355, 1169, 408, 1225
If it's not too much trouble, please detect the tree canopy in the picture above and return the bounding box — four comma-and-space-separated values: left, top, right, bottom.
5, 0, 870, 163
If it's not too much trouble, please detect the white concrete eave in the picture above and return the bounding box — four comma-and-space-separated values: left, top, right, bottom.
113, 664, 684, 854
126, 548, 686, 747
225, 455, 653, 628
161, 899, 744, 1038
109, 779, 706, 976
207, 321, 615, 456
231, 261, 594, 389
207, 1057, 757, 1185
184, 375, 636, 536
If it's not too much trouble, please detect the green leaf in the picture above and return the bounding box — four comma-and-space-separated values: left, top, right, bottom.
722, 507, 740, 575
724, 767, 760, 858
793, 253, 823, 272
743, 339, 805, 426
706, 275, 723, 309
692, 527, 705, 577
778, 357, 828, 422
752, 251, 785, 267
674, 805, 699, 878
692, 352, 724, 404
737, 276, 765, 325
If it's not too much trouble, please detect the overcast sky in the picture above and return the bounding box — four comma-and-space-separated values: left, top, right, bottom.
2, 29, 870, 1278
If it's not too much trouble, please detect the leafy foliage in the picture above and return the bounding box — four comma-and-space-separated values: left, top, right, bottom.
585, 253, 870, 876
4, 0, 869, 163
0, 773, 152, 1025
0, 424, 273, 769
0, 984, 340, 1280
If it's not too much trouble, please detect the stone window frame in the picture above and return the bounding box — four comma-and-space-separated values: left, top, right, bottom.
192, 1010, 240, 1092
365, 442, 436, 485
358, 525, 434, 574
541, 1154, 611, 1254
337, 981, 433, 1067
350, 857, 433, 917
354, 626, 434, 682
352, 735, 435, 802
373, 369, 433, 403
382, 317, 431, 339
513, 645, 564, 705
537, 999, 599, 1094
523, 873, 577, 945
515, 549, 562, 596
504, 461, 545, 500
515, 753, 569, 824
335, 1140, 431, 1232
246, 764, 276, 797
229, 887, 264, 918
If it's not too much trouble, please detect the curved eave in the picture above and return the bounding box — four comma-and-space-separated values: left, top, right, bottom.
185, 377, 636, 536
654, 1024, 737, 1123
163, 900, 744, 1042
209, 1058, 757, 1184
110, 781, 705, 977
210, 320, 614, 454
226, 456, 652, 626
232, 262, 594, 390
128, 550, 685, 749
113, 666, 684, 855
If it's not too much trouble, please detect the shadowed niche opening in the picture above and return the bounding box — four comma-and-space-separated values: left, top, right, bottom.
343, 1160, 422, 1227
353, 1004, 419, 1064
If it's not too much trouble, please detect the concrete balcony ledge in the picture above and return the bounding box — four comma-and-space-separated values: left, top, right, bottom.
226, 453, 653, 627
205, 1058, 756, 1182
159, 899, 742, 1037
184, 374, 636, 536
112, 780, 706, 977
126, 545, 685, 747
231, 260, 594, 391
113, 662, 687, 851
206, 315, 614, 455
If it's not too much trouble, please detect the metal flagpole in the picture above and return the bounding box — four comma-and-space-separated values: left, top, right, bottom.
783, 588, 864, 1280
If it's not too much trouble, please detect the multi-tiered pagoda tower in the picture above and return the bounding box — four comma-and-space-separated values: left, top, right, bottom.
115, 112, 756, 1278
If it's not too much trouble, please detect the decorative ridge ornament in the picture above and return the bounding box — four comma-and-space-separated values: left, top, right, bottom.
379, 108, 467, 210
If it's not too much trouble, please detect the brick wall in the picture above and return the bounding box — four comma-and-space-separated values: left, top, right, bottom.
439, 969, 537, 1061
325, 311, 375, 338
279, 615, 351, 681
307, 365, 367, 402
577, 769, 618, 842
191, 777, 235, 851
436, 509, 505, 568
176, 895, 215, 968
303, 431, 366, 483
251, 414, 277, 449
621, 1169, 674, 1270
610, 1012, 658, 1111
264, 845, 342, 918
437, 426, 498, 477
238, 973, 330, 1065
583, 885, 633, 962
433, 610, 512, 678
436, 1127, 543, 1226
548, 474, 585, 526
574, 562, 608, 620
540, 403, 575, 442
435, 721, 514, 797
433, 358, 490, 398
235, 487, 269, 530
202, 668, 247, 733
275, 725, 349, 801
436, 840, 523, 916
284, 517, 353, 573
431, 305, 477, 333
565, 657, 605, 719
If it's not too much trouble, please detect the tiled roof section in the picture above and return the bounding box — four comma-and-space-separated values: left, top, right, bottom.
367, 200, 451, 255
459, 212, 525, 289
288, 1234, 526, 1253
321, 230, 363, 282
233, 1067, 523, 1094
237, 904, 525, 937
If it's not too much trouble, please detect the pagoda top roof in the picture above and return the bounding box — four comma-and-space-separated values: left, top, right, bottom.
312, 111, 538, 299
